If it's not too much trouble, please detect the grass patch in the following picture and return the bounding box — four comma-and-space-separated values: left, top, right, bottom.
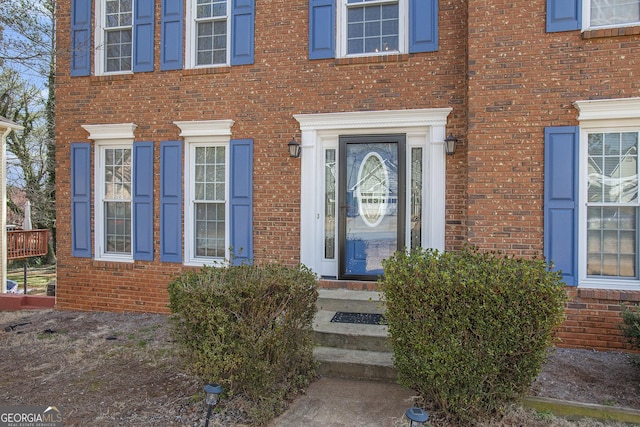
7, 264, 56, 295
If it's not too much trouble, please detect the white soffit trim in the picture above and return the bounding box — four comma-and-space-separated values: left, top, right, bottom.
294, 108, 453, 130
574, 97, 640, 122
174, 120, 235, 137
82, 123, 137, 140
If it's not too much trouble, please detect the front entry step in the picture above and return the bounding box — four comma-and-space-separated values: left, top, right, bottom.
313, 288, 396, 382
313, 346, 397, 382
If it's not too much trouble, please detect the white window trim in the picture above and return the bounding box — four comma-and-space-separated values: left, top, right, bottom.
185, 0, 231, 69
336, 0, 407, 58
83, 123, 137, 262
175, 120, 234, 266
575, 97, 640, 290
94, 0, 134, 76
294, 108, 451, 278
582, 0, 640, 31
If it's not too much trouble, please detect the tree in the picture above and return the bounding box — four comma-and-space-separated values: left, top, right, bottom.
0, 0, 56, 261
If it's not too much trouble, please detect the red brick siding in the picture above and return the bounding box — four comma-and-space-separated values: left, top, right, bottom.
55, 1, 467, 312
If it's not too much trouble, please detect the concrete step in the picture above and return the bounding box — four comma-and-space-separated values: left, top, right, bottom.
313, 346, 396, 382
313, 310, 389, 352
313, 288, 395, 382
317, 288, 385, 314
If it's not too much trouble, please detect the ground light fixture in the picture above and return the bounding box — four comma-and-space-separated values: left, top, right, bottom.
444, 133, 458, 155
203, 383, 223, 427
405, 406, 429, 426
288, 136, 301, 158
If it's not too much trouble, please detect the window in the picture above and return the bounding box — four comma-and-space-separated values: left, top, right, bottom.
92, 0, 154, 75
586, 131, 638, 278
340, 0, 403, 56
545, 98, 640, 290
587, 0, 640, 28
176, 120, 233, 265
76, 124, 154, 261
95, 0, 133, 74
309, 0, 437, 59
192, 0, 229, 66
100, 145, 133, 254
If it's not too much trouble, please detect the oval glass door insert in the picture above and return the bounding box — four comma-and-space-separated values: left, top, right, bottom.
356, 152, 389, 227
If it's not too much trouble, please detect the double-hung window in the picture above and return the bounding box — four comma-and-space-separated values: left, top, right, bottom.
187, 0, 230, 67
545, 98, 640, 290
101, 0, 133, 73
99, 144, 133, 257
340, 0, 404, 56
587, 0, 640, 28
177, 120, 234, 265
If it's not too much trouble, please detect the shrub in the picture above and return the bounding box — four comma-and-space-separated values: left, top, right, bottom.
167, 262, 318, 425
379, 247, 567, 424
620, 305, 640, 366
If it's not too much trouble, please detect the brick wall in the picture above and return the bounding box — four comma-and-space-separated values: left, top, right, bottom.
54, 0, 467, 312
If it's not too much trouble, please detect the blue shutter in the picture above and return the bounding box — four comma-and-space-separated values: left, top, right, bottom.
71, 143, 92, 257
546, 0, 581, 32
133, 142, 154, 261
309, 0, 335, 59
230, 139, 253, 265
230, 0, 255, 65
160, 141, 183, 263
71, 0, 92, 76
409, 0, 438, 53
133, 0, 155, 72
161, 0, 184, 70
544, 126, 579, 286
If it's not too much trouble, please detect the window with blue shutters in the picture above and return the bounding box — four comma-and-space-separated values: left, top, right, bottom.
81, 124, 154, 262
92, 0, 155, 75
310, 0, 437, 59
544, 98, 640, 291
185, 0, 255, 68
546, 0, 640, 33
175, 120, 253, 266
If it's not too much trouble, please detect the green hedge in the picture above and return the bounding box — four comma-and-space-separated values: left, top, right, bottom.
379, 247, 567, 423
167, 263, 318, 424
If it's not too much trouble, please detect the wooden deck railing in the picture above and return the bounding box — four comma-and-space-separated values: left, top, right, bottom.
7, 229, 49, 260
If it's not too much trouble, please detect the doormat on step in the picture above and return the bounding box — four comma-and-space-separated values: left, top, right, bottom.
330, 312, 386, 325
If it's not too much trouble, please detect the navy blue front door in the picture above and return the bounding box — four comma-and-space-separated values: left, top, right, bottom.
339, 135, 405, 280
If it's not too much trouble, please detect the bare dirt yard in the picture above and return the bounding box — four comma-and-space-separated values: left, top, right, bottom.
0, 309, 639, 426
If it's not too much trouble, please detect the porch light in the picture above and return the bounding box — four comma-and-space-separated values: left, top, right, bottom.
406, 407, 429, 426
444, 133, 458, 155
288, 136, 301, 158
203, 383, 223, 427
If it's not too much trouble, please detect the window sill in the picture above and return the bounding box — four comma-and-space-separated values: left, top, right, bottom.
576, 287, 640, 302
334, 53, 410, 66
582, 25, 640, 39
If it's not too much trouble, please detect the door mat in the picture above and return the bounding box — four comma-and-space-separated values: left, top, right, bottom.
330, 312, 386, 325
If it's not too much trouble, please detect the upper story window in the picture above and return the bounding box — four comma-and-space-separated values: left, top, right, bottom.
309, 0, 437, 60
194, 0, 228, 66
187, 0, 231, 67
586, 0, 640, 28
104, 0, 133, 72
340, 0, 404, 56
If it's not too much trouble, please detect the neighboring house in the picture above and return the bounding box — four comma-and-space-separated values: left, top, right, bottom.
55, 0, 640, 351
0, 116, 24, 292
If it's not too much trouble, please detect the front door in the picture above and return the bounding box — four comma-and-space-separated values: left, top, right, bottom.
338, 135, 406, 280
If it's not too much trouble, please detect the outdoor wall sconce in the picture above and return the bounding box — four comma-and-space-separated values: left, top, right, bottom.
444, 133, 458, 155
203, 383, 223, 427
288, 136, 301, 158
405, 406, 429, 426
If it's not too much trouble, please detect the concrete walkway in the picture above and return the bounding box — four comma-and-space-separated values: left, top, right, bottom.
268, 377, 418, 427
